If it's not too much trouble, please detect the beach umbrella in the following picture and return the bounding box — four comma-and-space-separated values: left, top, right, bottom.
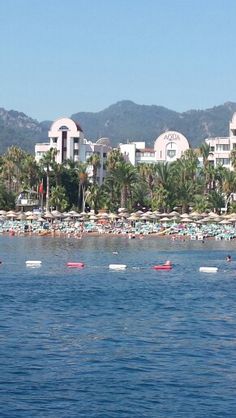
219, 219, 232, 224
98, 212, 109, 218
140, 214, 151, 221
159, 217, 171, 222
6, 211, 17, 219
118, 212, 129, 218
128, 214, 140, 221
89, 215, 98, 221
190, 211, 201, 218
169, 211, 180, 217
109, 213, 118, 221
25, 211, 33, 216
208, 211, 219, 218
180, 213, 189, 218
0, 210, 7, 215
37, 217, 46, 222
160, 212, 169, 217
181, 217, 193, 223
26, 214, 38, 220
68, 210, 80, 217
51, 210, 63, 218
44, 212, 54, 219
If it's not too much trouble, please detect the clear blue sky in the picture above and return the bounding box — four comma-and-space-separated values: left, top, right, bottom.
0, 0, 235, 121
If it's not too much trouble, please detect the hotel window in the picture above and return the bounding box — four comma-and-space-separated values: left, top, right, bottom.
210, 146, 215, 152
52, 137, 57, 143
74, 138, 78, 144
216, 158, 230, 165
74, 150, 78, 156
160, 151, 162, 158
216, 144, 230, 151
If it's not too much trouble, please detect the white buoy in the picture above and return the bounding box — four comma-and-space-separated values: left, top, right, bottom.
109, 264, 127, 270
199, 266, 218, 273
26, 260, 42, 267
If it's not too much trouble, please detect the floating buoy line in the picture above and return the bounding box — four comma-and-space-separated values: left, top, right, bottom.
0, 261, 216, 273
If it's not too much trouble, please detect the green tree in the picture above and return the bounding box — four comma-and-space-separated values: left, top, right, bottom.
49, 185, 69, 211
87, 154, 101, 184
39, 148, 58, 212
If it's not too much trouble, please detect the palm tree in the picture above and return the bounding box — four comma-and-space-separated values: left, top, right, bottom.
86, 183, 104, 213
112, 161, 138, 209
87, 154, 101, 184
222, 170, 236, 212
230, 149, 236, 170
137, 163, 155, 201
106, 149, 125, 171
21, 154, 40, 190
49, 185, 68, 212
39, 148, 58, 212
76, 162, 89, 211
198, 143, 213, 193
154, 162, 173, 211
1, 146, 26, 193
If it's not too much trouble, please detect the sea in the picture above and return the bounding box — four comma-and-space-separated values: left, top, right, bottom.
0, 235, 236, 418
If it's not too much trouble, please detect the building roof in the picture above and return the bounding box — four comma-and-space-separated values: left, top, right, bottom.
136, 148, 155, 153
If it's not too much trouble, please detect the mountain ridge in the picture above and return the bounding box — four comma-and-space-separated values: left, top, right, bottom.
0, 100, 236, 154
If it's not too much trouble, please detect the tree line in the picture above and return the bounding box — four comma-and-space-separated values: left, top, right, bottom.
1, 144, 236, 213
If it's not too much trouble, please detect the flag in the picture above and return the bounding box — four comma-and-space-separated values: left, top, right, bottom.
38, 182, 44, 194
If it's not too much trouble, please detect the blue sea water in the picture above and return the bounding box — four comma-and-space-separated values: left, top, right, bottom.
0, 235, 236, 417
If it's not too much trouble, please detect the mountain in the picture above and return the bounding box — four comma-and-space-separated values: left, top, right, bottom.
0, 108, 49, 154
72, 100, 236, 148
1, 100, 236, 154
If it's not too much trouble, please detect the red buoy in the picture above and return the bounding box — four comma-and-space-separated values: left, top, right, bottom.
67, 262, 85, 268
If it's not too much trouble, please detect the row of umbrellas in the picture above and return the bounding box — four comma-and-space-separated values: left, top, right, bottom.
0, 209, 236, 224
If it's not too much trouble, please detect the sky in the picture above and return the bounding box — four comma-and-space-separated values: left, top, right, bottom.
0, 0, 236, 121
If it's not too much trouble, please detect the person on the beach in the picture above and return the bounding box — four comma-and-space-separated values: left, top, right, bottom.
226, 255, 232, 262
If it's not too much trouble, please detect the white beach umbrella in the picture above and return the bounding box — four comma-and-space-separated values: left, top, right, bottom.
181, 217, 193, 223
169, 211, 180, 217
6, 211, 17, 218
68, 210, 80, 217
118, 212, 129, 218
109, 213, 118, 220
98, 212, 109, 218
190, 211, 201, 218
51, 210, 63, 218
135, 210, 144, 215
180, 213, 189, 218
44, 212, 54, 219
160, 217, 171, 222
25, 211, 33, 216
219, 219, 232, 224
37, 217, 46, 222
128, 214, 140, 221
26, 214, 38, 221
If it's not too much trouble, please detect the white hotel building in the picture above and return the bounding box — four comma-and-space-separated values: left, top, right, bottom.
205, 112, 236, 170
35, 117, 112, 185
119, 131, 190, 165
